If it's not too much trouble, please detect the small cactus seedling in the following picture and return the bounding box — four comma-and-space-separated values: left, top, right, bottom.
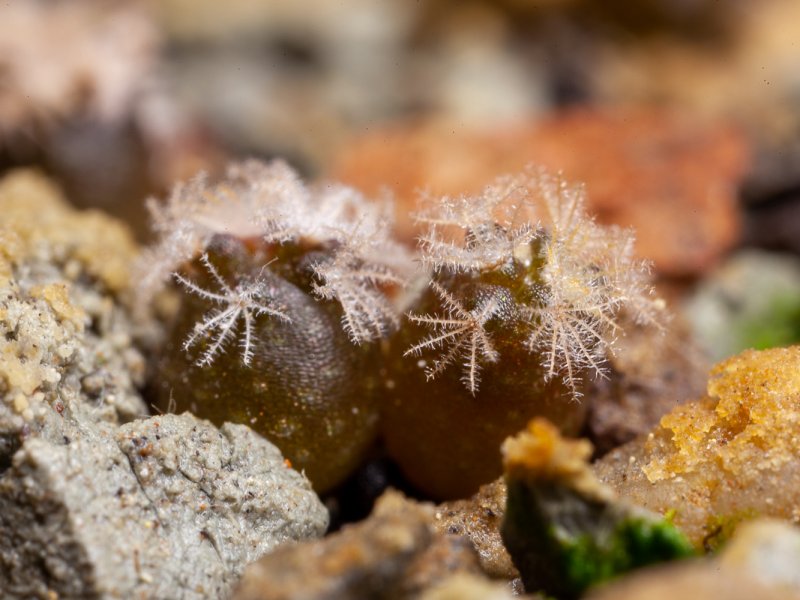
383, 169, 663, 499
142, 160, 412, 492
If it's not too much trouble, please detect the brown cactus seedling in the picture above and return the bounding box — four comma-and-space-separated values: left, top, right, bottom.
142, 160, 412, 493
383, 169, 664, 500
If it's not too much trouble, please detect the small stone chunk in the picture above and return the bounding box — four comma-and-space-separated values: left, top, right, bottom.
233, 490, 483, 600
419, 573, 524, 600
433, 478, 518, 581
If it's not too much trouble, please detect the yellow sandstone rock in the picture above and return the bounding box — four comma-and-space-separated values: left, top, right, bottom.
595, 347, 800, 549
0, 170, 138, 293
0, 169, 148, 434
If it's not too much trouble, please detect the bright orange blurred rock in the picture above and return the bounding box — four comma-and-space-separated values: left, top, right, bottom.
331, 108, 749, 276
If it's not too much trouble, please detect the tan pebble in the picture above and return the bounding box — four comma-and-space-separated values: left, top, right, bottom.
13, 394, 28, 413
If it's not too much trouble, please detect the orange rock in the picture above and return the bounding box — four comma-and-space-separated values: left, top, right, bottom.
331, 108, 749, 276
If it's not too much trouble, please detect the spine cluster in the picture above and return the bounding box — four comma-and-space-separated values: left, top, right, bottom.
139, 160, 412, 348
411, 170, 662, 395
141, 161, 663, 397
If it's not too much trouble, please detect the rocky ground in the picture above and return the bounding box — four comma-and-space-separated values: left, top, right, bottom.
2, 1, 800, 599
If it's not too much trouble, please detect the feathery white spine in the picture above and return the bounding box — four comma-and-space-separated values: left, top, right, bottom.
415, 177, 538, 273
311, 246, 406, 343
418, 223, 537, 273
405, 281, 502, 395
174, 254, 291, 367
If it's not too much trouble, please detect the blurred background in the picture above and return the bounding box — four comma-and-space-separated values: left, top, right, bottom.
2, 0, 800, 359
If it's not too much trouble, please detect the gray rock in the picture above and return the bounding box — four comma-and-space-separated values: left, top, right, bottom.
684, 250, 800, 360
1, 419, 151, 599
116, 415, 330, 592
0, 413, 329, 599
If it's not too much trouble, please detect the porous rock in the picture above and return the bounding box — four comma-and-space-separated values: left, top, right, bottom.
433, 478, 518, 581
595, 346, 800, 549
0, 412, 328, 599
0, 170, 148, 458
